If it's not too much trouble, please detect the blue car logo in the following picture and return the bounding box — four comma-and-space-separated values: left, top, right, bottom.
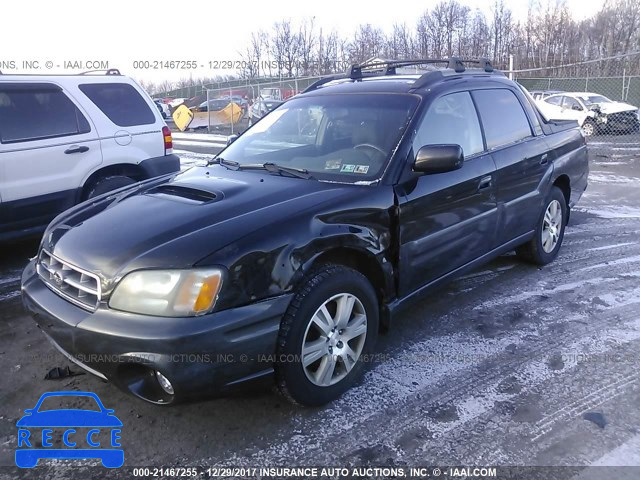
16, 391, 123, 468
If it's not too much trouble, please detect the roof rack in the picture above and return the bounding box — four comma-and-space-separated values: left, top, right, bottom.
80, 69, 121, 76
302, 57, 496, 93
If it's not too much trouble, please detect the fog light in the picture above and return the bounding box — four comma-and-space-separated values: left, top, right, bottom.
155, 370, 174, 395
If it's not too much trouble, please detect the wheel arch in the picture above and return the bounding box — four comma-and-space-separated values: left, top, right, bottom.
305, 247, 394, 331
81, 164, 146, 200
553, 174, 571, 207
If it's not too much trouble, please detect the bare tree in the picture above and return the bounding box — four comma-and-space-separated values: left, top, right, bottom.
270, 20, 300, 77
298, 17, 316, 76
349, 24, 386, 63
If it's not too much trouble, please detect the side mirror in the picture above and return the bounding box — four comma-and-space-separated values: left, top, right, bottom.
413, 145, 464, 174
572, 104, 582, 111
226, 134, 239, 146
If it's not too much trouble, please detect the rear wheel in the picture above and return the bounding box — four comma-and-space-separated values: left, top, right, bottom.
275, 265, 379, 406
86, 175, 136, 199
516, 186, 567, 265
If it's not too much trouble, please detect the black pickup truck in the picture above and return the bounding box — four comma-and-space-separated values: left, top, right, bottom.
22, 59, 588, 406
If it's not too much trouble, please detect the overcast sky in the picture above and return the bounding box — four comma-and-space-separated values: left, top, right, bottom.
1, 0, 602, 83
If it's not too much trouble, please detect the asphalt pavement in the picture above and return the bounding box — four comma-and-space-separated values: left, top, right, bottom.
1, 133, 639, 479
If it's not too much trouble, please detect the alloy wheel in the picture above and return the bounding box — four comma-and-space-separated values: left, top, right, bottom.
542, 199, 563, 253
301, 293, 368, 387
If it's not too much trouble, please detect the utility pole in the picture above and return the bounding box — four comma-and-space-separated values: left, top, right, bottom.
509, 54, 514, 80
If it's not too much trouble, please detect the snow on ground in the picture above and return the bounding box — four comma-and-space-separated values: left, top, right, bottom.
172, 132, 229, 142
173, 139, 227, 148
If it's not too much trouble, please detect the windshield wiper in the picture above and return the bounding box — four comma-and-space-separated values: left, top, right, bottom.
210, 158, 315, 179
208, 157, 240, 169
262, 162, 315, 179
225, 162, 315, 179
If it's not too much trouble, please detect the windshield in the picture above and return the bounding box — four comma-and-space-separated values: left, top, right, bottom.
579, 95, 612, 106
220, 94, 419, 183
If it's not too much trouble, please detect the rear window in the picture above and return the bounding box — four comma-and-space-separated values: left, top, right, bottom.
79, 83, 155, 127
0, 86, 91, 144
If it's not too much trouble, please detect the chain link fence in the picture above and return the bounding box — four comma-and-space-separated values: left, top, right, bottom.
169, 75, 333, 135
512, 53, 640, 156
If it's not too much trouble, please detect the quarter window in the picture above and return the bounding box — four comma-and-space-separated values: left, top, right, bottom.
413, 91, 484, 158
473, 89, 532, 149
545, 96, 563, 106
0, 87, 90, 144
79, 83, 155, 127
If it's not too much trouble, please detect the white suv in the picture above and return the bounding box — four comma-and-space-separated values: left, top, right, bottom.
0, 69, 179, 241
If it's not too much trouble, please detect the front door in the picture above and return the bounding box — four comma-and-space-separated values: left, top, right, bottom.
396, 91, 498, 297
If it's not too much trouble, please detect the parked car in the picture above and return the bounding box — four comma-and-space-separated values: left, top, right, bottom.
220, 95, 248, 110
248, 98, 283, 124
22, 58, 588, 407
0, 69, 179, 241
536, 91, 639, 136
153, 99, 170, 119
529, 89, 564, 101
196, 98, 231, 112
168, 98, 187, 109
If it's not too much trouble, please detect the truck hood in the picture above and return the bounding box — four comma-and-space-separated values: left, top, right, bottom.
44, 166, 359, 284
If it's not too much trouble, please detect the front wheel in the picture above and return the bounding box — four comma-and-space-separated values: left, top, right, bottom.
516, 186, 567, 265
275, 265, 379, 406
581, 118, 596, 137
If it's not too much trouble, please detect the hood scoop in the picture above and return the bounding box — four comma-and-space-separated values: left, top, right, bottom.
146, 184, 221, 204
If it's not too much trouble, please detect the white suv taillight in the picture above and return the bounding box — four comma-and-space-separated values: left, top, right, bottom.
163, 126, 173, 154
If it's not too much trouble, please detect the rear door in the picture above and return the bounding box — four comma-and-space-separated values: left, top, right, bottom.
76, 81, 165, 167
396, 91, 498, 296
0, 82, 102, 234
472, 88, 550, 244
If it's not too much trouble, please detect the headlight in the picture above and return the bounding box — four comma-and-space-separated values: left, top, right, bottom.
109, 268, 223, 317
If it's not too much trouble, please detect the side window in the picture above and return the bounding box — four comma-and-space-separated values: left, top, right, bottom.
413, 91, 484, 158
545, 96, 563, 106
562, 97, 582, 110
79, 83, 155, 127
473, 89, 532, 149
0, 86, 91, 144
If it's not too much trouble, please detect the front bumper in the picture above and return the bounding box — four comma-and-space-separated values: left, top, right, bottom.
21, 260, 292, 403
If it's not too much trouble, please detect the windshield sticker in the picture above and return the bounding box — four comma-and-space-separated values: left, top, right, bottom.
340, 164, 356, 173
354, 165, 370, 174
325, 159, 342, 170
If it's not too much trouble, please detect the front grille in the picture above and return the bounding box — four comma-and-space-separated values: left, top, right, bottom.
37, 250, 101, 311
608, 111, 637, 124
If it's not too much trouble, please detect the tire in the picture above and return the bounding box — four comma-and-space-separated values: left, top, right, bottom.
275, 264, 379, 406
581, 118, 596, 137
516, 186, 567, 265
86, 175, 136, 199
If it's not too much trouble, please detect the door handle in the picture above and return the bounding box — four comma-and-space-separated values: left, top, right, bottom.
477, 176, 492, 191
539, 153, 549, 165
64, 145, 89, 154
